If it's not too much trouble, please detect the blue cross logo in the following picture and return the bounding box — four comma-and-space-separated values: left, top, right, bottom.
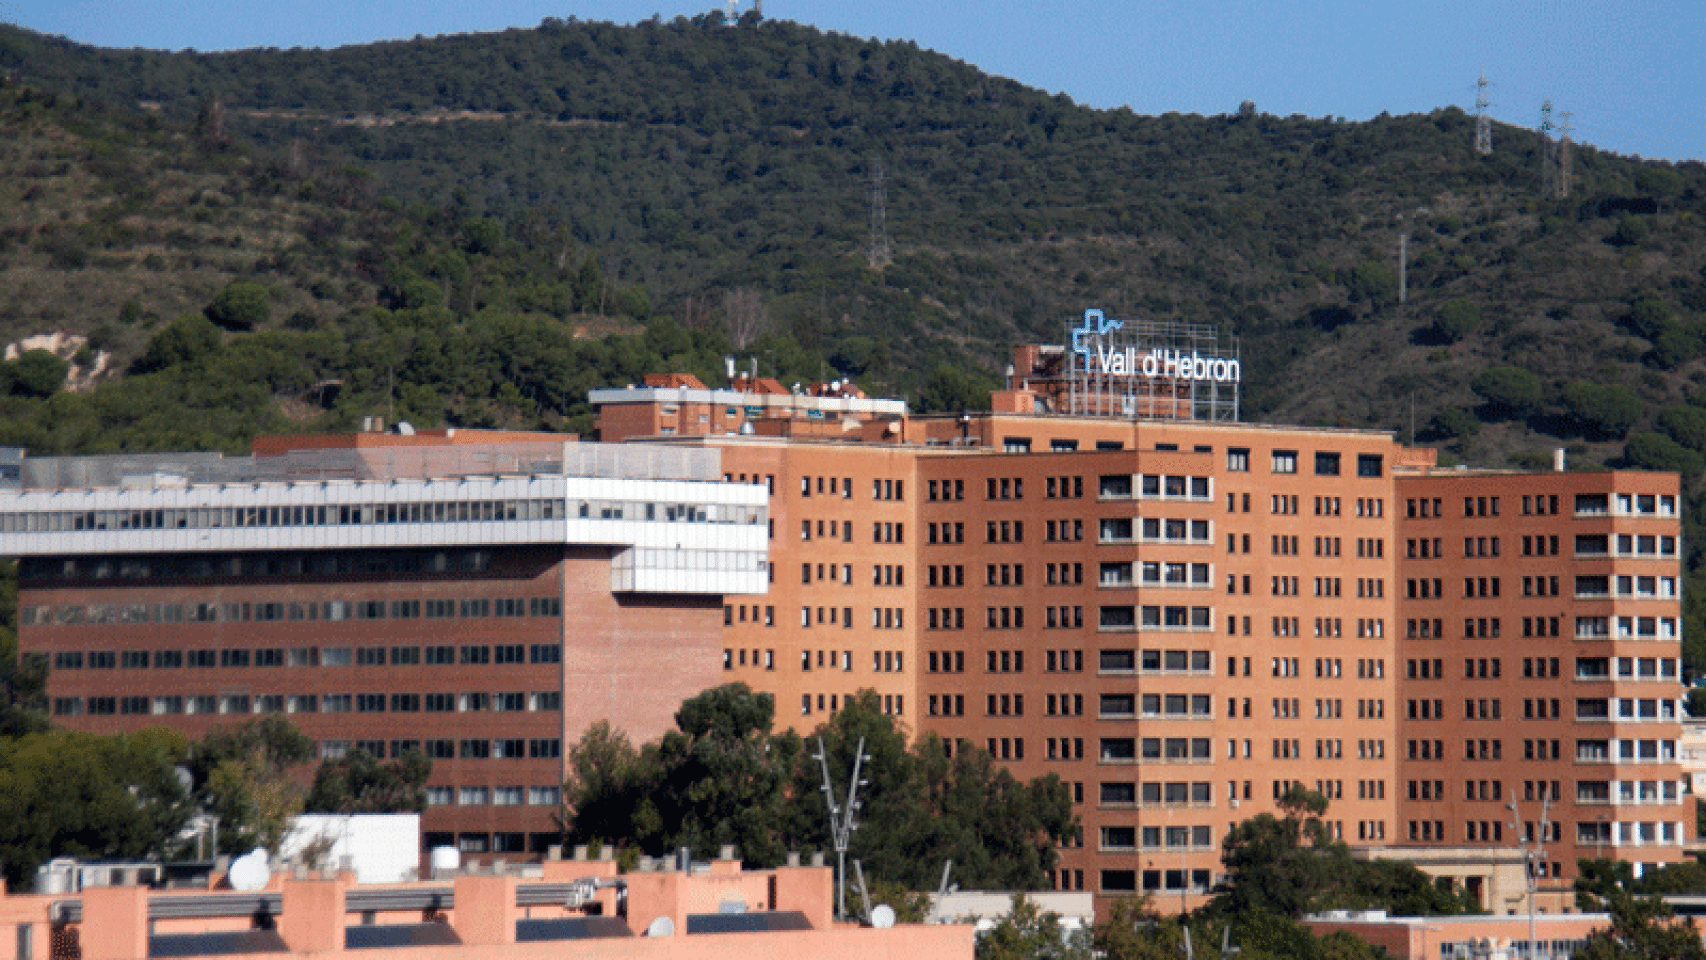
1071, 309, 1123, 366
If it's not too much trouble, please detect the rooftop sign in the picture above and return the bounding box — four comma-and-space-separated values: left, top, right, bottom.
1070, 309, 1240, 384
1063, 309, 1240, 422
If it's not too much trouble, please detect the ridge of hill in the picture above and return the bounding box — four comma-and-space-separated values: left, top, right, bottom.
4, 17, 1704, 437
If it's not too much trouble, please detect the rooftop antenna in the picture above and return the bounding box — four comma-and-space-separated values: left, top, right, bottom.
813, 735, 870, 921
867, 164, 892, 269
1472, 74, 1494, 155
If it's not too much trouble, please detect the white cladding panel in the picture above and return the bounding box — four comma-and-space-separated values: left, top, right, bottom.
0, 473, 768, 596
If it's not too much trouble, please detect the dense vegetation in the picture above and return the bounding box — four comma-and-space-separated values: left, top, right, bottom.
561, 685, 1073, 890
5, 15, 1706, 430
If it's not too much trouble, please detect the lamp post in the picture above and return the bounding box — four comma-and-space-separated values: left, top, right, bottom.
1507, 793, 1552, 960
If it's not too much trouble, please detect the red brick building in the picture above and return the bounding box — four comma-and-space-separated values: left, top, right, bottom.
0, 438, 766, 859
0, 310, 1686, 907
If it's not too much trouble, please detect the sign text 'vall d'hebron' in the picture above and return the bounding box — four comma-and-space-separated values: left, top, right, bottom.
1070, 309, 1241, 384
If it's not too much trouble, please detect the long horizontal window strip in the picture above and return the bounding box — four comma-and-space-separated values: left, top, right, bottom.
51, 694, 564, 719
20, 548, 506, 583
47, 644, 565, 671
0, 496, 763, 534
22, 595, 562, 627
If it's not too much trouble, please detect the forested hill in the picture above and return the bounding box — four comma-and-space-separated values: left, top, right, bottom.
2, 14, 1706, 453
4, 14, 1706, 662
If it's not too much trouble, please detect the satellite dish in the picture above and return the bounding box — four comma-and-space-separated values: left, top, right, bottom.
228, 849, 270, 892
870, 904, 896, 929
645, 915, 675, 937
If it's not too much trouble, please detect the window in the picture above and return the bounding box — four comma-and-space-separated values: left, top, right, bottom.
1271, 450, 1297, 474
1227, 448, 1250, 472
1357, 454, 1383, 477
1314, 452, 1341, 476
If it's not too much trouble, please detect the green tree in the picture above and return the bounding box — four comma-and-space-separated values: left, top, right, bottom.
5, 350, 68, 398
1625, 297, 1676, 341
1658, 405, 1706, 451
904, 733, 1074, 890
1612, 215, 1650, 248
0, 560, 48, 736
559, 720, 662, 851
1575, 887, 1706, 960
1561, 382, 1645, 440
1431, 298, 1482, 343
648, 683, 797, 865
304, 747, 431, 813
1344, 262, 1396, 309
204, 281, 273, 331
976, 894, 1093, 960
1624, 432, 1704, 474
1214, 786, 1473, 921
1424, 406, 1480, 444
0, 728, 193, 886
1688, 688, 1706, 719
132, 314, 222, 373
918, 362, 993, 413
188, 717, 317, 855
1471, 365, 1542, 420
1216, 786, 1338, 919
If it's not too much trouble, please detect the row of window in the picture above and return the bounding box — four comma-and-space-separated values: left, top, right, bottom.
1098, 737, 1213, 762
1097, 474, 1212, 500
1099, 824, 1216, 851
0, 496, 761, 535
24, 596, 561, 628
1408, 818, 1683, 846
426, 785, 562, 807
799, 563, 907, 586
50, 643, 563, 671
52, 691, 564, 717
794, 606, 908, 630
1097, 517, 1212, 544
20, 549, 497, 583
799, 692, 904, 716
1408, 655, 1679, 682
1223, 447, 1383, 478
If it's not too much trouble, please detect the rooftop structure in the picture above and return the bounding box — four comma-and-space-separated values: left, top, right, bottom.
0, 852, 971, 960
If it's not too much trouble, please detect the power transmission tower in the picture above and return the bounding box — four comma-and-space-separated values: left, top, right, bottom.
1537, 99, 1556, 198
1472, 74, 1493, 155
1397, 207, 1428, 305
1556, 110, 1574, 198
867, 164, 892, 269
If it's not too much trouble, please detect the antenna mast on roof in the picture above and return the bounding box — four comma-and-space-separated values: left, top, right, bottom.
1556, 110, 1574, 199
1472, 74, 1494, 155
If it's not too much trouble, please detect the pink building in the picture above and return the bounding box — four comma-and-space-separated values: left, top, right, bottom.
0, 854, 970, 960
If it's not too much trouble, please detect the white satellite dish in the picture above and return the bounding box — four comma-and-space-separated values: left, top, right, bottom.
646, 915, 676, 937
228, 849, 271, 892
870, 904, 896, 929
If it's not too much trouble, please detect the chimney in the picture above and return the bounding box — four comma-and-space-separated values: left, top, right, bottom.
1554, 448, 1566, 472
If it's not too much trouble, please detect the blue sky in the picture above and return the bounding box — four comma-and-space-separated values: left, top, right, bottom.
3, 0, 1701, 162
